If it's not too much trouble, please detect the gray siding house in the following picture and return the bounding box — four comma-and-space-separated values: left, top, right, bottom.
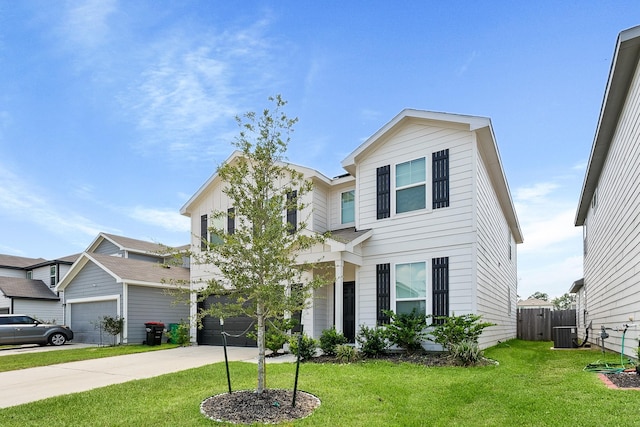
56, 233, 190, 344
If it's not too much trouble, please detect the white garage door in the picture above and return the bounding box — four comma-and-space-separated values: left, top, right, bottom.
70, 300, 117, 344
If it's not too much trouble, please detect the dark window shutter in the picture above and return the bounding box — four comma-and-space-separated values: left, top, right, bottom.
377, 165, 391, 219
432, 149, 449, 209
227, 208, 235, 235
376, 263, 391, 325
200, 214, 208, 250
432, 257, 449, 324
287, 191, 297, 234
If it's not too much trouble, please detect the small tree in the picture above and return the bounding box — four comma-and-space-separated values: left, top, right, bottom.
528, 291, 549, 301
194, 96, 326, 393
383, 309, 428, 353
100, 315, 124, 346
552, 293, 575, 310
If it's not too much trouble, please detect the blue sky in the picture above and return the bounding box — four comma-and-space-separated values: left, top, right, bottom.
0, 1, 638, 299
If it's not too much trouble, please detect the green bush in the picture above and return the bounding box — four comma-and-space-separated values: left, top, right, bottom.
288, 333, 318, 360
319, 327, 348, 356
450, 339, 484, 365
167, 321, 191, 347
265, 318, 297, 353
100, 316, 124, 346
429, 313, 495, 352
383, 309, 428, 353
335, 344, 359, 363
356, 325, 389, 358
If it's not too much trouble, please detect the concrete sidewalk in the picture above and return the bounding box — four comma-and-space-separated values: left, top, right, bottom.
0, 346, 296, 408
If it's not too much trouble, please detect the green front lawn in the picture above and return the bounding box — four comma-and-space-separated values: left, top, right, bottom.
0, 344, 178, 372
1, 340, 638, 426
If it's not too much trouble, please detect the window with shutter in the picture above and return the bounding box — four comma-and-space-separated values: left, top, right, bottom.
200, 214, 208, 250
227, 207, 235, 235
287, 191, 297, 234
395, 262, 426, 315
432, 149, 449, 209
376, 263, 391, 325
396, 158, 426, 214
432, 257, 449, 324
376, 165, 390, 219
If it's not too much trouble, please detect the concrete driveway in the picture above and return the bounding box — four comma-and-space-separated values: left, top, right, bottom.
0, 345, 295, 408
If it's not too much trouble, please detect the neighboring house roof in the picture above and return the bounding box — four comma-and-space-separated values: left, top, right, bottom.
517, 298, 554, 308
87, 232, 187, 256
576, 25, 640, 225
0, 277, 59, 300
56, 252, 190, 291
341, 109, 523, 244
569, 278, 584, 294
0, 254, 47, 269
27, 253, 81, 269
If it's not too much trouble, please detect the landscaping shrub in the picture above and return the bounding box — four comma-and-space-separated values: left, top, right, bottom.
167, 320, 191, 347
429, 313, 495, 352
335, 344, 359, 363
100, 315, 124, 346
450, 339, 484, 365
288, 333, 318, 360
356, 325, 389, 358
383, 309, 428, 353
319, 326, 348, 356
248, 318, 297, 353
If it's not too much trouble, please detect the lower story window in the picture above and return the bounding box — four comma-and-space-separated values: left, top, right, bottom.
395, 262, 426, 315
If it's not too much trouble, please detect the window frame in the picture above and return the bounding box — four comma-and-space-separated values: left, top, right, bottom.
394, 261, 427, 316
341, 190, 355, 224
395, 157, 427, 215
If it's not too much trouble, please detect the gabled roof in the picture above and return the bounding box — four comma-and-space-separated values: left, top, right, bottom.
517, 298, 553, 307
576, 25, 640, 225
86, 233, 185, 256
0, 254, 47, 269
0, 277, 59, 300
56, 252, 190, 291
180, 150, 333, 216
341, 109, 523, 244
27, 254, 81, 269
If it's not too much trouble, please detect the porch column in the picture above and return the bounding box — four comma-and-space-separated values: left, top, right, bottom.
335, 259, 344, 334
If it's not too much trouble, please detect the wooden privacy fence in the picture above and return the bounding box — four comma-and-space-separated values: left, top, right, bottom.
517, 308, 576, 341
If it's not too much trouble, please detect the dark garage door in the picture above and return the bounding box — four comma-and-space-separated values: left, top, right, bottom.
198, 295, 256, 347
70, 300, 118, 344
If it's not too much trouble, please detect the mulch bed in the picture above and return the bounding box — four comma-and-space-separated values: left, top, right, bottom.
201, 389, 320, 424
602, 371, 640, 389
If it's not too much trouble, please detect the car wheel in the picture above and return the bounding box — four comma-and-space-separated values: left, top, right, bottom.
49, 333, 67, 346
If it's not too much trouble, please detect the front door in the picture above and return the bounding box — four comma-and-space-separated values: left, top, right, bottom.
343, 282, 355, 343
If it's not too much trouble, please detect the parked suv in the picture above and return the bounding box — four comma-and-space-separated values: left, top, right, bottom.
0, 315, 74, 346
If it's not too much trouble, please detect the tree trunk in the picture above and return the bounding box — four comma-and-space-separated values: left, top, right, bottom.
257, 302, 266, 393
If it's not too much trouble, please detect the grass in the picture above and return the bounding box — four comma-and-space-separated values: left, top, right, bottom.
1, 340, 640, 426
0, 344, 178, 372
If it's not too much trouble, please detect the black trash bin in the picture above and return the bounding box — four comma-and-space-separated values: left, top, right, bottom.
144, 322, 165, 346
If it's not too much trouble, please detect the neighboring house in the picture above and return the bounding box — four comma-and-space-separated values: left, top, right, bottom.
0, 254, 78, 322
575, 25, 640, 357
181, 109, 523, 350
56, 233, 190, 344
517, 298, 554, 310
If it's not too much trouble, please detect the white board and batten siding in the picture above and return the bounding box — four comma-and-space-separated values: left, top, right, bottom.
474, 143, 518, 347
583, 57, 640, 356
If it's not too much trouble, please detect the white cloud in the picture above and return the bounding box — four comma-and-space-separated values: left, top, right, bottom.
0, 164, 104, 239
457, 50, 479, 76
518, 255, 583, 300
59, 0, 117, 50
515, 182, 559, 202
129, 206, 190, 233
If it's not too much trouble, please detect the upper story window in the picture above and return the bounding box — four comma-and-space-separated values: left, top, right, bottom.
26, 270, 32, 280
286, 191, 297, 234
377, 150, 449, 219
341, 190, 355, 224
50, 265, 57, 288
200, 214, 208, 250
227, 208, 235, 235
396, 158, 426, 214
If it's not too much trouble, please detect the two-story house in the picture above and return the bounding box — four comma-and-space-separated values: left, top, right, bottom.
575, 25, 640, 357
182, 109, 523, 349
0, 254, 77, 322
56, 233, 190, 344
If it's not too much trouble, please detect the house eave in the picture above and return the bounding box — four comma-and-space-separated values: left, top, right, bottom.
576, 25, 640, 226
